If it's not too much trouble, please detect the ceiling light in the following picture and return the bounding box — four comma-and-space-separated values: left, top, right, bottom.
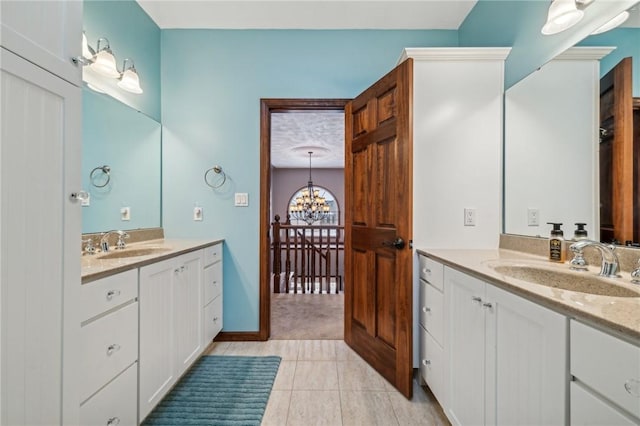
117, 59, 143, 94
289, 152, 330, 225
90, 38, 120, 78
591, 10, 630, 35
541, 0, 584, 35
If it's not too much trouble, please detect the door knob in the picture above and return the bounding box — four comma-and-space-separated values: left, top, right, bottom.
382, 238, 405, 250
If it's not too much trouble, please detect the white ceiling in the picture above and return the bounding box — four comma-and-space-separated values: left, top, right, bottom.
137, 0, 478, 30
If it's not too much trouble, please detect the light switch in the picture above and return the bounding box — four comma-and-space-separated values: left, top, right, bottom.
194, 206, 203, 221
81, 192, 90, 207
235, 193, 249, 207
121, 206, 131, 221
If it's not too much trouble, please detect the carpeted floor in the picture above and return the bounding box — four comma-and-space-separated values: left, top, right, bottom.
270, 293, 344, 340
143, 355, 281, 426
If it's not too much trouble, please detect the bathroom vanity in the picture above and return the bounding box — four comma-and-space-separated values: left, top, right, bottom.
80, 238, 223, 425
417, 248, 640, 426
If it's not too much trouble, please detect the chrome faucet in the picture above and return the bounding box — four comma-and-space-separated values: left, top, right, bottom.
631, 259, 640, 285
569, 240, 620, 278
100, 230, 129, 252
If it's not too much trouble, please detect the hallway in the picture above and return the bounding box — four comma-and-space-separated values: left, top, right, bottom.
206, 340, 449, 426
270, 293, 344, 340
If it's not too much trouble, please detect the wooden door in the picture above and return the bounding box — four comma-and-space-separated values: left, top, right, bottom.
344, 58, 413, 398
600, 57, 634, 243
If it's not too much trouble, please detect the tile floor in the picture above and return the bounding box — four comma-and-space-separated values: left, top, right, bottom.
205, 340, 450, 426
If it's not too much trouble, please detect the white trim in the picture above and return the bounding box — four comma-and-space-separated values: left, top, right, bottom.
554, 46, 616, 61
398, 47, 512, 64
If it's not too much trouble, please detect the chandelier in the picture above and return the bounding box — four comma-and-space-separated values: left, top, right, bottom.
289, 151, 330, 225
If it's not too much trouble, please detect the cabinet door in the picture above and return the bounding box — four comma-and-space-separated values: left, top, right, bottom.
174, 251, 203, 377
486, 284, 567, 426
1, 47, 81, 425
0, 0, 82, 85
139, 258, 177, 422
445, 267, 486, 426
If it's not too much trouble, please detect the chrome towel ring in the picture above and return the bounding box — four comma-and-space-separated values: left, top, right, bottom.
204, 165, 226, 189
90, 165, 111, 188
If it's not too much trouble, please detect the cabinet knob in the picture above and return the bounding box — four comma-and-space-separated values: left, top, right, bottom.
424, 268, 431, 274
69, 191, 89, 202
106, 344, 121, 356
422, 306, 431, 313
106, 417, 120, 426
106, 289, 121, 300
213, 317, 219, 322
624, 379, 640, 397
422, 359, 431, 366
483, 302, 493, 309
471, 296, 482, 303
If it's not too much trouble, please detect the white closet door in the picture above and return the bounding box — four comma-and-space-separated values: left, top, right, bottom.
1, 46, 81, 425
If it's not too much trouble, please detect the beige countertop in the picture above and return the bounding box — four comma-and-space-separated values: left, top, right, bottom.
417, 248, 640, 343
82, 238, 223, 284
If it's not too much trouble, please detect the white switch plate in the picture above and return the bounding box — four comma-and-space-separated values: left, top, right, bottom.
527, 208, 540, 226
464, 208, 476, 226
121, 206, 131, 221
235, 193, 249, 207
193, 206, 203, 221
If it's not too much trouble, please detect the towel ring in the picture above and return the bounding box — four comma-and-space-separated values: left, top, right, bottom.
90, 165, 111, 188
204, 165, 226, 189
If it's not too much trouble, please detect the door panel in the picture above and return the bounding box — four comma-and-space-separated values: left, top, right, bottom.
344, 58, 413, 398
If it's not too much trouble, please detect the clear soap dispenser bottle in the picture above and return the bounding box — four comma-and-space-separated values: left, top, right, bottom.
573, 223, 588, 240
547, 222, 565, 263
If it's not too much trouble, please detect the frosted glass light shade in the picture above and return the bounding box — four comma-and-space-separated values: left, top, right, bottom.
90, 49, 120, 78
118, 68, 143, 94
541, 0, 584, 35
591, 11, 630, 35
81, 33, 94, 61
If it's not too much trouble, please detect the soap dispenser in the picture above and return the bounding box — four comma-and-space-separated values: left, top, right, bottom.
573, 223, 588, 240
547, 222, 565, 263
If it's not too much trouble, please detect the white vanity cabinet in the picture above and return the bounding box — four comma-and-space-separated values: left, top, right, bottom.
203, 243, 224, 345
79, 270, 138, 426
445, 265, 567, 426
570, 320, 640, 425
418, 256, 445, 406
139, 249, 204, 422
1, 0, 82, 85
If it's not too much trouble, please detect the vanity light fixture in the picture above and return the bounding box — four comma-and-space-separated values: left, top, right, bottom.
90, 38, 120, 78
81, 32, 95, 62
117, 59, 143, 94
591, 10, 630, 35
541, 0, 585, 35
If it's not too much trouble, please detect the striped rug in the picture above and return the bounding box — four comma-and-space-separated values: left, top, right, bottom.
143, 355, 281, 426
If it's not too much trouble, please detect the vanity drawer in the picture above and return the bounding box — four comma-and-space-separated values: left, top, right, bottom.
570, 382, 638, 426
80, 363, 137, 426
203, 261, 222, 306
80, 301, 138, 402
419, 325, 444, 404
418, 256, 444, 291
571, 320, 640, 419
419, 279, 444, 345
81, 269, 138, 323
204, 296, 223, 344
204, 243, 222, 266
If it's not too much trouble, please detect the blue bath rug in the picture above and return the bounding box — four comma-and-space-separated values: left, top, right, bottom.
142, 355, 281, 426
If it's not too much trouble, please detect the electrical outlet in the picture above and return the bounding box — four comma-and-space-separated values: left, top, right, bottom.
120, 206, 131, 221
464, 208, 476, 226
193, 206, 203, 221
527, 208, 540, 226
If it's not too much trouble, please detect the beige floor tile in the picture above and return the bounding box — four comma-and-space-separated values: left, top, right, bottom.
204, 341, 229, 355
287, 390, 342, 426
292, 360, 339, 390
262, 339, 300, 360
388, 380, 450, 426
273, 360, 297, 390
224, 341, 265, 356
337, 360, 388, 391
297, 340, 336, 360
335, 340, 362, 361
262, 390, 291, 426
340, 391, 399, 426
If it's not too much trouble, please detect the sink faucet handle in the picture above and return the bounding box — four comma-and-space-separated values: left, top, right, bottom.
631, 259, 640, 285
569, 248, 588, 271
116, 232, 130, 250
82, 238, 97, 255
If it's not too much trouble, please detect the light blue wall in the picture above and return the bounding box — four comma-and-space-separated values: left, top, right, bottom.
459, 0, 638, 89
580, 28, 640, 97
84, 0, 161, 120
161, 30, 458, 331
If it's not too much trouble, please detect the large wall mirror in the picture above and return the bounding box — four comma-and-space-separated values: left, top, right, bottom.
504, 3, 639, 246
82, 89, 162, 233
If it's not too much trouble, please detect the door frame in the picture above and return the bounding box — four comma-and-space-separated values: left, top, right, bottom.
258, 98, 350, 340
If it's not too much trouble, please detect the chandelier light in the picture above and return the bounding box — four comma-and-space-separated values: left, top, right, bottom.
289, 151, 330, 225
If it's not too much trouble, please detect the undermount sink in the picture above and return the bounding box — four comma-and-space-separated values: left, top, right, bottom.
98, 247, 172, 260
489, 264, 640, 298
